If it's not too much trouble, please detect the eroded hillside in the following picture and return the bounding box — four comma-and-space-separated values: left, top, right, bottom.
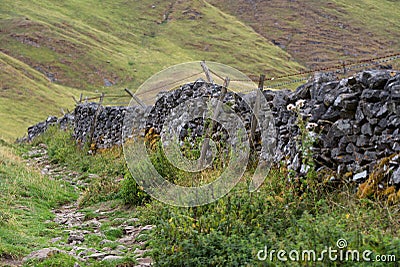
207, 0, 400, 69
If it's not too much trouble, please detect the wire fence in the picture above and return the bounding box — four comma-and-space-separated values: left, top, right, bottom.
74, 52, 400, 107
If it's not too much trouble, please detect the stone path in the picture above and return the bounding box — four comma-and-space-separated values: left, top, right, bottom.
18, 144, 154, 266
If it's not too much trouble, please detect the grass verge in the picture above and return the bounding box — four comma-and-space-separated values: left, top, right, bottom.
25, 127, 400, 266
0, 141, 76, 261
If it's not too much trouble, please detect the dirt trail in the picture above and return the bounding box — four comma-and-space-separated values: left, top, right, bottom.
9, 144, 154, 267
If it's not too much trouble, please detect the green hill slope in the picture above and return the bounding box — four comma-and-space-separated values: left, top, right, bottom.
0, 52, 84, 140
0, 0, 304, 140
0, 0, 305, 89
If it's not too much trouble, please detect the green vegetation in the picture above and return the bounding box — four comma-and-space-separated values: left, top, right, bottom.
0, 0, 304, 141
13, 127, 399, 266
0, 141, 76, 260
2, 1, 400, 265
24, 253, 78, 267
0, 131, 145, 266
0, 52, 84, 141
328, 0, 400, 37
140, 175, 399, 266
31, 126, 149, 207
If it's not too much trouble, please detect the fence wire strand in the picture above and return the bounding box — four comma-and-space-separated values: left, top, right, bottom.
75, 52, 400, 105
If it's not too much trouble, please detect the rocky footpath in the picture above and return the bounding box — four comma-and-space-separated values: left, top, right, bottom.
22, 145, 153, 266
24, 69, 400, 191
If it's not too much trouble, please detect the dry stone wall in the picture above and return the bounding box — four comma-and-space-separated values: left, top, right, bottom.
24, 69, 400, 187
275, 70, 400, 184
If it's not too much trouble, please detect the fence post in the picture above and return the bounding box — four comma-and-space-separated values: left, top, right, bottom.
125, 88, 147, 108
72, 96, 79, 104
198, 77, 230, 169
200, 60, 214, 83
250, 74, 265, 146
342, 61, 347, 75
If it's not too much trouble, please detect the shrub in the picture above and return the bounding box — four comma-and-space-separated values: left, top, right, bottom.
31, 126, 150, 206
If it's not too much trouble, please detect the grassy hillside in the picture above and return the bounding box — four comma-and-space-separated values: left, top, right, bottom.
4, 0, 400, 140
0, 0, 304, 88
0, 52, 86, 141
207, 0, 400, 69
0, 0, 304, 141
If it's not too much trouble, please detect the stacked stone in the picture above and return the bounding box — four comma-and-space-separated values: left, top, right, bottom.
26, 114, 74, 141
59, 114, 75, 130
73, 103, 99, 145
24, 70, 400, 188
145, 79, 254, 144
273, 69, 400, 186
73, 103, 148, 149
74, 104, 123, 148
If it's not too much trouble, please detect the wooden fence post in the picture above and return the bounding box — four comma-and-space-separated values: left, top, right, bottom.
250, 74, 265, 146
125, 88, 147, 108
342, 61, 347, 75
200, 60, 214, 83
72, 96, 79, 104
198, 77, 230, 169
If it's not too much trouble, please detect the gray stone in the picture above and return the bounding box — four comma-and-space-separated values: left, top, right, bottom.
388, 116, 400, 128
361, 89, 381, 102
78, 248, 98, 258
85, 252, 108, 260
378, 118, 388, 129
376, 103, 389, 118
290, 153, 301, 171
21, 69, 400, 196
330, 120, 352, 137
23, 248, 63, 262
100, 239, 113, 245
392, 142, 400, 151
364, 151, 377, 162
333, 93, 359, 111
355, 105, 365, 122
290, 84, 310, 100
348, 76, 357, 86
361, 102, 381, 118
358, 70, 390, 89
390, 168, 400, 184
50, 237, 62, 244
337, 154, 355, 164
361, 123, 373, 136
353, 170, 368, 182
300, 164, 310, 175
322, 106, 341, 121
323, 93, 337, 107
346, 143, 358, 154
310, 104, 327, 122
314, 81, 339, 102
102, 255, 123, 261
68, 233, 85, 244
136, 257, 152, 266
